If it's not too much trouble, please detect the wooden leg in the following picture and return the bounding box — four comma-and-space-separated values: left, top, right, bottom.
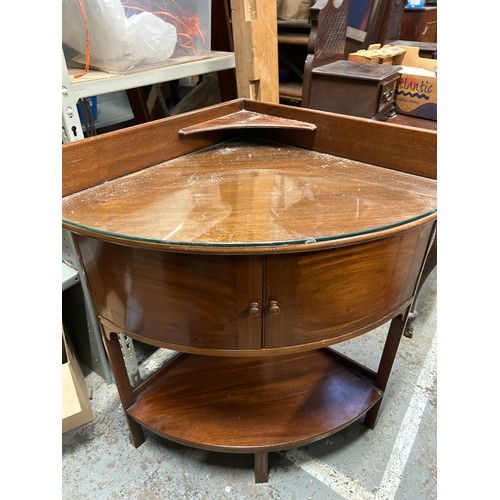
101, 328, 145, 447
364, 400, 382, 430
254, 451, 269, 483
404, 235, 437, 338
127, 418, 146, 448
364, 312, 407, 429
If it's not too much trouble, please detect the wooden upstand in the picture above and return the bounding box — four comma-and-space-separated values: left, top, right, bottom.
62, 99, 437, 483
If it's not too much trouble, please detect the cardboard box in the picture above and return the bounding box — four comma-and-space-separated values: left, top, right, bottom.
348, 44, 437, 121
62, 326, 93, 433
391, 45, 437, 121
348, 45, 406, 65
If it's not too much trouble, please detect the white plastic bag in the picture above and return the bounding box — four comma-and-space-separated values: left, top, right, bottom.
62, 0, 177, 73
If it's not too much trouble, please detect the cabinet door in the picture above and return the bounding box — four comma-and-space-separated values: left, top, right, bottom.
263, 227, 431, 348
75, 236, 264, 351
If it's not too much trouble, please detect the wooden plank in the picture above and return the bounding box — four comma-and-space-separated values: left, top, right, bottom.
230, 0, 279, 102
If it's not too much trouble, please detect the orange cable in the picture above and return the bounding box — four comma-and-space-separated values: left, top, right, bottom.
71, 0, 203, 75
73, 0, 90, 78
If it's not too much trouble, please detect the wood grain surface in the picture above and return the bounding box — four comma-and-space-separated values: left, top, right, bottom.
128, 349, 383, 451
63, 138, 435, 250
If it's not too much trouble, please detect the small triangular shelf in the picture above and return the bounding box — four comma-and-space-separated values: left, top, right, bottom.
178, 110, 317, 135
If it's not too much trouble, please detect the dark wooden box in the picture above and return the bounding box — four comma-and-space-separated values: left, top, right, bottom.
308, 60, 401, 120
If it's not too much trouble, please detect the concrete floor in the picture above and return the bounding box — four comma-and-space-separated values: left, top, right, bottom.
62, 269, 437, 500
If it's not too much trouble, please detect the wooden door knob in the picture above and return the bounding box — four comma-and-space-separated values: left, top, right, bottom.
269, 300, 280, 315
249, 302, 261, 316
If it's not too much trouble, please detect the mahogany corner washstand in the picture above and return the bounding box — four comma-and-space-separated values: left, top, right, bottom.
62, 99, 437, 483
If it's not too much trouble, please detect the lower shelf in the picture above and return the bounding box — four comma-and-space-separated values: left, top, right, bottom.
128, 348, 383, 452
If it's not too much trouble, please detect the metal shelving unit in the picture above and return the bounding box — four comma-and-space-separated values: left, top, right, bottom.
62, 51, 236, 142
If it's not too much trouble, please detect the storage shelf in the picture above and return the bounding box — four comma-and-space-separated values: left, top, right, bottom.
128, 348, 383, 452
67, 51, 236, 99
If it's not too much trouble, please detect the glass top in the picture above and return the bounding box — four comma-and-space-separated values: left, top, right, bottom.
62, 138, 437, 248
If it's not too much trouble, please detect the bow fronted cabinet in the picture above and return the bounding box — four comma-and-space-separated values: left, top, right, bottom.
62, 99, 437, 483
